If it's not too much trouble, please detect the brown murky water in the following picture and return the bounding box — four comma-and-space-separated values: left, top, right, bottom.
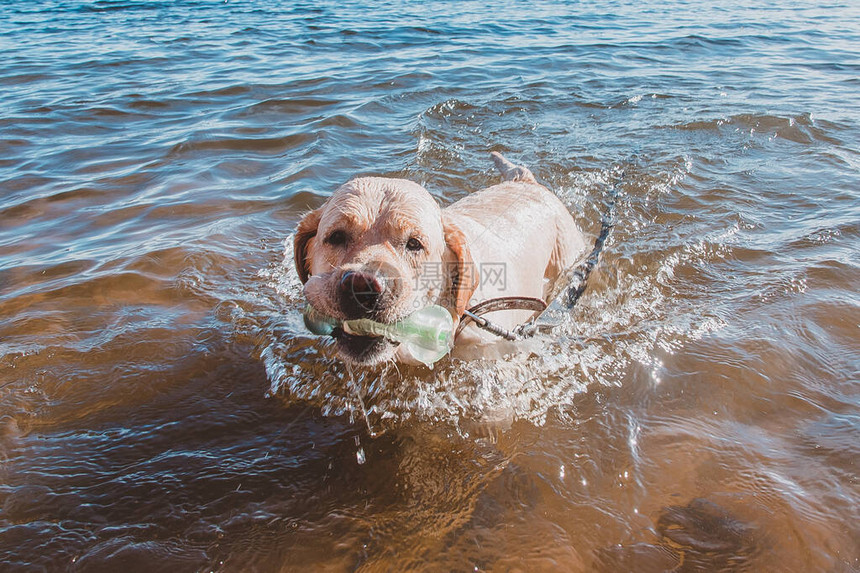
1, 1, 858, 571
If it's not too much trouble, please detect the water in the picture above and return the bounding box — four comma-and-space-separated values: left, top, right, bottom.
1, 1, 858, 570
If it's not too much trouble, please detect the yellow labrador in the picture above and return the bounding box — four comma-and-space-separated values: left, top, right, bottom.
294, 152, 586, 365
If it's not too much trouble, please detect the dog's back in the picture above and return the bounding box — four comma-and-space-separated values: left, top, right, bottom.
444, 154, 587, 351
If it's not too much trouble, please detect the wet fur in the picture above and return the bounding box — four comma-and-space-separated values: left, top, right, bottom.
294, 152, 586, 365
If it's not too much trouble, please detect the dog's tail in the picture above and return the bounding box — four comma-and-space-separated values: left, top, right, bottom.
491, 151, 537, 184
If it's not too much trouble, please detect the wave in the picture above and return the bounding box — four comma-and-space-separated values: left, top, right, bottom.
662, 112, 849, 146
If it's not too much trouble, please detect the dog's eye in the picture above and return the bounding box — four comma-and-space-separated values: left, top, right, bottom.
406, 237, 424, 252
324, 230, 348, 247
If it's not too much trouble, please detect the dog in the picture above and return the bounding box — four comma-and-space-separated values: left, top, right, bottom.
294, 152, 587, 365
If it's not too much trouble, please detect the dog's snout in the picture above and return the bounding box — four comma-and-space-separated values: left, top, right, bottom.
339, 270, 384, 318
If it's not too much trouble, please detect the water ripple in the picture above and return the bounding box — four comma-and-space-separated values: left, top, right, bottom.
1, 0, 859, 570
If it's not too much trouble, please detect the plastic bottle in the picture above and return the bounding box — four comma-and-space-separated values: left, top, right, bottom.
303, 304, 454, 367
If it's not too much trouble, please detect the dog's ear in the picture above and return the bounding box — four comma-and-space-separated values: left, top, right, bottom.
294, 208, 323, 284
442, 217, 479, 317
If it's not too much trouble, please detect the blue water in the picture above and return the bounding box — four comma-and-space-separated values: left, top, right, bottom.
1, 1, 858, 571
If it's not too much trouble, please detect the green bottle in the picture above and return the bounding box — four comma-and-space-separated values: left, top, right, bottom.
303, 304, 454, 367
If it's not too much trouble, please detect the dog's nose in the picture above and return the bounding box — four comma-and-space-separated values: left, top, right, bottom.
339, 271, 384, 318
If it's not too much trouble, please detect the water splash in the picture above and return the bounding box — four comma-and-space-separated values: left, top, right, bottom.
250, 160, 729, 432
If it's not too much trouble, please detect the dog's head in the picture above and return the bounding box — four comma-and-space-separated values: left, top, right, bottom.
294, 177, 477, 365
